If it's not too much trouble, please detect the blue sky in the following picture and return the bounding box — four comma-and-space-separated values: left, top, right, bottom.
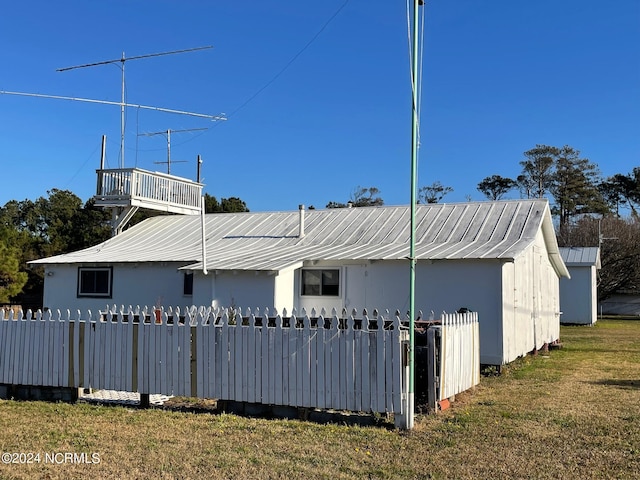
0, 1, 638, 212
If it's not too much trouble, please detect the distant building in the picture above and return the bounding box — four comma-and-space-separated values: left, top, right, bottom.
559, 247, 600, 325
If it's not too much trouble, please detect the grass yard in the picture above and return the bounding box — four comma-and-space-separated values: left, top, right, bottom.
0, 319, 639, 479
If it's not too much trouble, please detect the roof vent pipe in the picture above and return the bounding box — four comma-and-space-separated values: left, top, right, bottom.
299, 204, 305, 238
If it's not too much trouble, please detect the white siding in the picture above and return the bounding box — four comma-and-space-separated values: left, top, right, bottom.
43, 263, 190, 313
292, 253, 560, 366
294, 259, 505, 365
208, 271, 276, 310
273, 269, 295, 313
415, 261, 504, 366
560, 266, 597, 324
503, 230, 561, 364
192, 270, 215, 307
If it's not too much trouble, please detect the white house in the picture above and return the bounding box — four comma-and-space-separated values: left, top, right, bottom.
558, 247, 600, 325
30, 199, 569, 366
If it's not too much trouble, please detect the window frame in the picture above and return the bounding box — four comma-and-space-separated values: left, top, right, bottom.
77, 266, 113, 298
300, 268, 341, 297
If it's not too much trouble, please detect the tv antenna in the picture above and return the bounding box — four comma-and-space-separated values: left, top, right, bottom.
56, 46, 217, 168
139, 127, 208, 174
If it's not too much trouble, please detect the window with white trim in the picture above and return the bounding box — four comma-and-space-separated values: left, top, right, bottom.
77, 267, 112, 298
301, 269, 340, 296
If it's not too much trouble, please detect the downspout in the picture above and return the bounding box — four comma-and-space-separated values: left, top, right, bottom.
201, 195, 208, 275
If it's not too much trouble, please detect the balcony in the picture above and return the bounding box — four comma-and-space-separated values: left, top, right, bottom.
94, 168, 203, 216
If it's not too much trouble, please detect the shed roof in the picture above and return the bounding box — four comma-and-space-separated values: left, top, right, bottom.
31, 199, 569, 277
559, 246, 601, 269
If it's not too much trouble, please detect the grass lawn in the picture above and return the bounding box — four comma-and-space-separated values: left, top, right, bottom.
0, 319, 639, 479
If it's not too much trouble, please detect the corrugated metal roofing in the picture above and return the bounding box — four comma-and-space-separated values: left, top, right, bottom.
559, 246, 601, 268
31, 199, 567, 276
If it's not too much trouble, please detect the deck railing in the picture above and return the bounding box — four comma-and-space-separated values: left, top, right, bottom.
94, 168, 203, 215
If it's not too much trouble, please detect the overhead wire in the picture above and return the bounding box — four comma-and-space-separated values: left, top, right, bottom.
222, 0, 352, 121
154, 0, 353, 155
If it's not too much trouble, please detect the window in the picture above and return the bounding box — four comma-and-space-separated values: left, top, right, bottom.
301, 269, 340, 296
77, 267, 112, 298
183, 272, 194, 296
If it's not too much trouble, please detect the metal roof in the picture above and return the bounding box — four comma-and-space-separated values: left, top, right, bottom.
559, 246, 601, 269
31, 199, 568, 277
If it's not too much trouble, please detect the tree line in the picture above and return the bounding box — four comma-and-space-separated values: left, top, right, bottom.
0, 191, 248, 307
1, 144, 638, 306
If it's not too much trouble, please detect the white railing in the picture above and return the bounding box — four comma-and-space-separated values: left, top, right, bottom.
438, 311, 480, 401
0, 306, 411, 427
95, 168, 202, 214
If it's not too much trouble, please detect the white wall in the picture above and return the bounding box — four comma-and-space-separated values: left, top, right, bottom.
292, 252, 560, 366
201, 270, 276, 311
273, 269, 295, 313
294, 259, 505, 365
42, 263, 192, 314
502, 231, 561, 364
560, 266, 597, 325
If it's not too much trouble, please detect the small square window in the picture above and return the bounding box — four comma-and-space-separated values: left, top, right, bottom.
301, 269, 340, 297
77, 267, 112, 298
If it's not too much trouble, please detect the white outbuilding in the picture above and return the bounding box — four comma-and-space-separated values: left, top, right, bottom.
30, 199, 569, 366
559, 246, 600, 325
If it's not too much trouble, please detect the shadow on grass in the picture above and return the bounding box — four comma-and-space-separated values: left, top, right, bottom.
75, 394, 398, 429
589, 379, 640, 390
159, 398, 397, 430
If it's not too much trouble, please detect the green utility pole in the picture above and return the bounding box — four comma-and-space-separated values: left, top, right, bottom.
408, 0, 422, 430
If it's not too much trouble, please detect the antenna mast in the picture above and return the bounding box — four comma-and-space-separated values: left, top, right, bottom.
56, 46, 214, 168
139, 127, 208, 174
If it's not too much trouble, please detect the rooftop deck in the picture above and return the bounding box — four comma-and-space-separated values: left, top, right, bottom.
94, 168, 203, 215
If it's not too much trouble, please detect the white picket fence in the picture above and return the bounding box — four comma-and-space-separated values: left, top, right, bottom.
0, 306, 480, 424
0, 306, 412, 426
438, 311, 480, 401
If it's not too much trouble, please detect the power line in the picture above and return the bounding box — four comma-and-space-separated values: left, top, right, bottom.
225, 0, 352, 119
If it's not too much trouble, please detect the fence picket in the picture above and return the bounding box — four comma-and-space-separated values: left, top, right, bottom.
195, 314, 204, 398
274, 315, 284, 406
220, 314, 229, 401
302, 315, 311, 408
314, 317, 325, 409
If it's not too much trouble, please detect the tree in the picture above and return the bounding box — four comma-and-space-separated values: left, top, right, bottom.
204, 194, 249, 213
326, 186, 384, 208
0, 190, 111, 308
599, 175, 630, 217
418, 181, 453, 204
600, 168, 640, 217
518, 145, 556, 198
0, 230, 28, 303
549, 146, 607, 234
220, 197, 249, 213
477, 175, 518, 200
